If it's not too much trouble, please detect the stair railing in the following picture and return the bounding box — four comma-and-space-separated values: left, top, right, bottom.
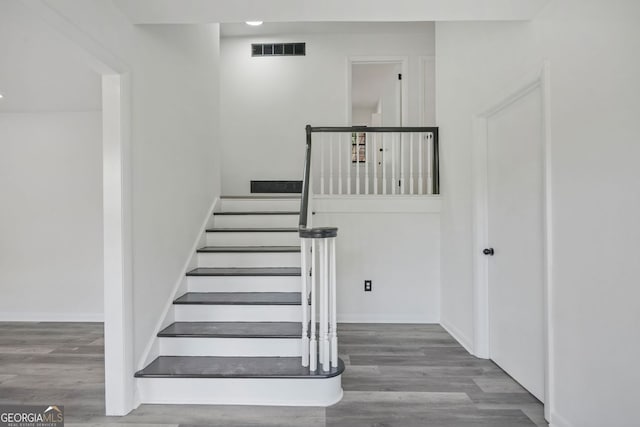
310, 126, 439, 196
299, 125, 339, 372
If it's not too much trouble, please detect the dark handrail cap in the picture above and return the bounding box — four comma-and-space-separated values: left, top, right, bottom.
299, 227, 338, 239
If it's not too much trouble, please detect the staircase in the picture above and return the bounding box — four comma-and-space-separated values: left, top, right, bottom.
135, 196, 345, 406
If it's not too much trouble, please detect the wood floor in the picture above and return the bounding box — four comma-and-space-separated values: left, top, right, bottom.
0, 322, 547, 426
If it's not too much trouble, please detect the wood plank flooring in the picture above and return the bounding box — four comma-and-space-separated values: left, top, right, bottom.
0, 322, 547, 426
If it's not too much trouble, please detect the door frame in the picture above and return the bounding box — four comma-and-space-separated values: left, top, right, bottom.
346, 56, 409, 126
471, 62, 552, 417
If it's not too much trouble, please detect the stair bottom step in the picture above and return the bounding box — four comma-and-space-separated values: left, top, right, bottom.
135, 356, 344, 379
136, 375, 343, 406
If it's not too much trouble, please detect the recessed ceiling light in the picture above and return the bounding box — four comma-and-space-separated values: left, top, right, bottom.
246, 21, 263, 26
0, 94, 3, 99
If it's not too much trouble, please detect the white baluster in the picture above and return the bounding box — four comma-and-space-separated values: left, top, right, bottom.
356, 133, 360, 195
347, 134, 352, 195
321, 238, 330, 372
426, 133, 433, 195
329, 237, 338, 368
382, 134, 387, 195
329, 134, 334, 195
400, 133, 405, 194
373, 133, 378, 195
338, 134, 343, 195
365, 133, 369, 195
300, 238, 309, 367
391, 133, 397, 195
409, 133, 415, 195
320, 135, 325, 195
309, 239, 317, 371
418, 133, 424, 195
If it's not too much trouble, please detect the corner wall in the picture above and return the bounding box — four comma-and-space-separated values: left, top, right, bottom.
0, 112, 103, 321
436, 1, 640, 425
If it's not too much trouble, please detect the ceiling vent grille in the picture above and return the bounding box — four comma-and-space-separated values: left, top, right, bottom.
251, 43, 306, 57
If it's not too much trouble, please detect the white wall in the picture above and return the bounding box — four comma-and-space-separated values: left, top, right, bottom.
313, 197, 440, 323
436, 1, 640, 425
220, 25, 435, 195
0, 112, 103, 320
37, 1, 223, 368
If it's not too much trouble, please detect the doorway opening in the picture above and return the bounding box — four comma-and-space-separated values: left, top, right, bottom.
348, 58, 407, 194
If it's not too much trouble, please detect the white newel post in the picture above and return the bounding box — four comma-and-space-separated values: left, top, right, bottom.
300, 238, 310, 367
300, 227, 339, 372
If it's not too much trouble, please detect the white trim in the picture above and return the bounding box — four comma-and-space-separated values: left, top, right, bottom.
549, 411, 572, 427
471, 62, 552, 414
338, 315, 438, 323
313, 195, 441, 213
0, 313, 104, 322
136, 196, 220, 371
136, 376, 343, 407
346, 56, 410, 126
102, 73, 135, 417
440, 318, 474, 355
418, 55, 436, 126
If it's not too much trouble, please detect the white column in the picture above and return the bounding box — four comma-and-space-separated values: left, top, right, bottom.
309, 239, 317, 371
391, 133, 397, 195
300, 238, 309, 367
329, 237, 338, 368
321, 238, 330, 372
373, 133, 378, 195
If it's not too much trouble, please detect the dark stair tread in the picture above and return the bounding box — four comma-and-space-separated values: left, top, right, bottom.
135, 356, 344, 379
158, 322, 301, 338
186, 267, 301, 277
213, 211, 299, 216
174, 292, 302, 305
206, 228, 299, 233
197, 246, 300, 253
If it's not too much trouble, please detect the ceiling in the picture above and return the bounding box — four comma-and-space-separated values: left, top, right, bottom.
0, 2, 101, 113
221, 21, 433, 38
114, 0, 551, 24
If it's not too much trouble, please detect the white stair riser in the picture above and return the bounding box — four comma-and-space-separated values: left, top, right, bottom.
174, 305, 302, 322
206, 232, 299, 246
197, 252, 300, 268
159, 337, 302, 357
136, 376, 343, 406
188, 276, 300, 292
214, 214, 298, 228
220, 199, 301, 212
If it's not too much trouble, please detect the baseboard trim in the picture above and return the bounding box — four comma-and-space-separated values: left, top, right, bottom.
440, 318, 474, 355
338, 314, 438, 324
549, 411, 572, 427
0, 312, 103, 322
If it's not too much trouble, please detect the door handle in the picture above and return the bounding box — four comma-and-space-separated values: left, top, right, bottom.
483, 248, 495, 256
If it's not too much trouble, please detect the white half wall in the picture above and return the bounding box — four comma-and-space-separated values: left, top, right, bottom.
436, 1, 640, 425
220, 25, 435, 195
0, 112, 103, 321
313, 196, 440, 323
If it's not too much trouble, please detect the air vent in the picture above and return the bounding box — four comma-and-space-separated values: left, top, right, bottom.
252, 43, 306, 57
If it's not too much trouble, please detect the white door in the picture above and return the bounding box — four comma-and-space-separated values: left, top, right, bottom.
486, 86, 545, 401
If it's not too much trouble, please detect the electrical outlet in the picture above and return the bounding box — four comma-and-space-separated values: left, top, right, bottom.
364, 280, 372, 292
